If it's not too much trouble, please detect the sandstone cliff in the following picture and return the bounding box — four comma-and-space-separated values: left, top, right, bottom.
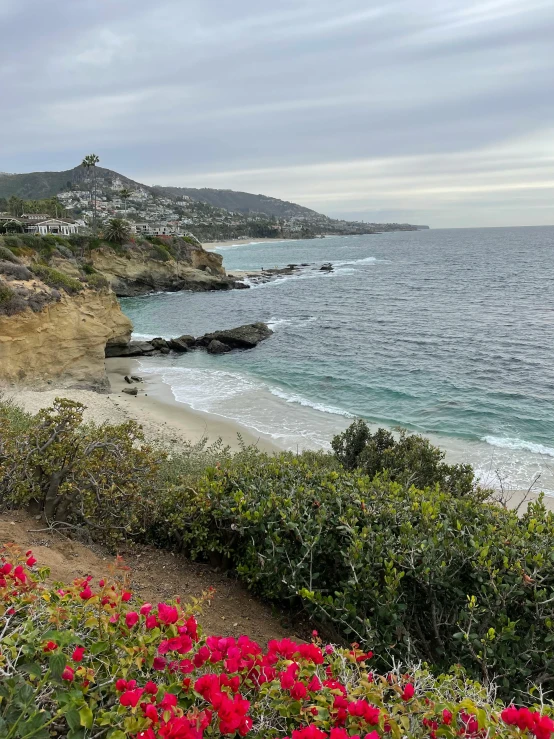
0, 288, 132, 389
90, 244, 234, 297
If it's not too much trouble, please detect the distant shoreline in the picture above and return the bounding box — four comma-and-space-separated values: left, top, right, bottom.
203, 237, 298, 250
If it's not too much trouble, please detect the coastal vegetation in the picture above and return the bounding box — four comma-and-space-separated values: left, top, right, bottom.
3, 544, 551, 739
2, 397, 554, 710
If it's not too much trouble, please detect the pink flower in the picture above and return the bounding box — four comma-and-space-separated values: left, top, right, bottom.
0, 563, 12, 575
401, 683, 415, 701
290, 682, 307, 700
72, 646, 85, 662
126, 611, 139, 628
79, 586, 93, 600
308, 675, 322, 692
13, 565, 27, 584
143, 704, 159, 723
145, 681, 159, 695
120, 688, 145, 707
98, 579, 105, 587
364, 733, 380, 739
61, 665, 74, 681
145, 615, 159, 630
121, 591, 132, 602
157, 603, 179, 625
153, 657, 167, 671
140, 603, 153, 615
116, 679, 129, 692
442, 709, 453, 725
26, 555, 37, 567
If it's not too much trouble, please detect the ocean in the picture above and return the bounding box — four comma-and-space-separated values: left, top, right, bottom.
121, 226, 554, 494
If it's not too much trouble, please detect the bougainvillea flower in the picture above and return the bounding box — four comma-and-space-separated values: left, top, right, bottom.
140, 603, 153, 615
79, 586, 93, 600
72, 646, 86, 662
126, 611, 139, 628
442, 709, 453, 725
26, 555, 37, 567
158, 603, 179, 624
145, 681, 159, 695
401, 683, 415, 701
120, 688, 145, 707
43, 640, 58, 653
61, 665, 74, 681
153, 657, 167, 671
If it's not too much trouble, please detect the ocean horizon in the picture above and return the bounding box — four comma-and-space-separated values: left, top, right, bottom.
121, 226, 554, 494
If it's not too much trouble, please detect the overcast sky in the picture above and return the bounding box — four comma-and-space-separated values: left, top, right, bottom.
1, 0, 554, 227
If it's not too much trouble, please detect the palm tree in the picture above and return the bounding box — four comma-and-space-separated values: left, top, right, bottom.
81, 154, 100, 230
103, 218, 130, 245
119, 188, 132, 217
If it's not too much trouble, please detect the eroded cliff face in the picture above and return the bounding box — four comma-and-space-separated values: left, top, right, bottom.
90, 245, 235, 297
0, 290, 132, 389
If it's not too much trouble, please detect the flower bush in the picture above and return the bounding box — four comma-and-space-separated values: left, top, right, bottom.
1, 545, 554, 739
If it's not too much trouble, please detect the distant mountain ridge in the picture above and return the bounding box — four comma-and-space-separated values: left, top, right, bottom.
0, 166, 428, 230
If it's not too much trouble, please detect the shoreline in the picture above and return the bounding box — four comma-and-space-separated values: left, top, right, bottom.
203, 237, 297, 250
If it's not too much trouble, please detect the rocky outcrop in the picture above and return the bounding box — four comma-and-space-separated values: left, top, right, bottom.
106, 323, 273, 358
0, 290, 132, 389
196, 323, 273, 349
90, 244, 236, 297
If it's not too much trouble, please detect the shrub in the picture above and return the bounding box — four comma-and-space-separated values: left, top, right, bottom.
332, 422, 476, 496
0, 260, 32, 280
2, 546, 553, 739
0, 281, 27, 315
85, 272, 110, 289
0, 244, 21, 263
30, 263, 84, 293
151, 243, 172, 262
0, 398, 165, 547
154, 451, 554, 698
3, 234, 23, 248
104, 218, 131, 245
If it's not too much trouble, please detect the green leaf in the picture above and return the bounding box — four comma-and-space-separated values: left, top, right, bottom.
79, 705, 93, 730
108, 731, 127, 739
49, 652, 66, 680
65, 710, 81, 731
89, 640, 109, 656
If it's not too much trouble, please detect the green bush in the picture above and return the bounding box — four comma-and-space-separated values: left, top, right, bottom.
332, 421, 476, 496
3, 235, 23, 248
150, 243, 172, 261
30, 263, 83, 293
150, 449, 554, 699
85, 272, 109, 289
0, 244, 21, 263
0, 398, 165, 547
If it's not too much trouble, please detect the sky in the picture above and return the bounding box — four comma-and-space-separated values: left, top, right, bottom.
1, 0, 554, 228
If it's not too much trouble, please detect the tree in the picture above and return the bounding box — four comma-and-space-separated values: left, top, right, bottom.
119, 187, 132, 216
81, 153, 100, 230
7, 195, 24, 217
103, 217, 131, 245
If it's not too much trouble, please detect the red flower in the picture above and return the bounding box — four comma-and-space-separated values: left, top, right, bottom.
1, 563, 12, 575
26, 555, 37, 567
116, 679, 128, 692
126, 611, 139, 628
98, 579, 105, 587
145, 681, 159, 695
43, 641, 58, 653
121, 590, 132, 602
442, 709, 453, 725
364, 733, 380, 739
290, 681, 308, 700
146, 614, 159, 629
153, 657, 167, 671
401, 683, 415, 701
158, 603, 179, 624
13, 565, 27, 584
79, 586, 93, 600
143, 703, 159, 723
72, 646, 85, 662
308, 675, 322, 692
140, 603, 153, 615
61, 665, 74, 681
160, 693, 178, 710
120, 688, 145, 707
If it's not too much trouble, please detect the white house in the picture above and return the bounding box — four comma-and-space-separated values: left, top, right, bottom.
26, 218, 79, 235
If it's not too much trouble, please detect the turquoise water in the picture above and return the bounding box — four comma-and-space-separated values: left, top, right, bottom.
121, 227, 554, 493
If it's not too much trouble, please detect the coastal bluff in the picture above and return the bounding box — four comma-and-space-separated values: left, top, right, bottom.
0, 233, 241, 387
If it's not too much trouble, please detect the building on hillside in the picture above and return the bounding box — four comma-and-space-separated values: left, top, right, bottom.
16, 217, 80, 235
131, 222, 182, 236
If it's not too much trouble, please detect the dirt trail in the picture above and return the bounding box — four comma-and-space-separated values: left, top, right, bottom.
0, 512, 298, 645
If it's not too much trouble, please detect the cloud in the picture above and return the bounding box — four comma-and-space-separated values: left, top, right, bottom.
0, 0, 553, 226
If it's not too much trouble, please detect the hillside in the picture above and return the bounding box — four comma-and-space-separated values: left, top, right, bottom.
0, 165, 428, 234
150, 185, 320, 219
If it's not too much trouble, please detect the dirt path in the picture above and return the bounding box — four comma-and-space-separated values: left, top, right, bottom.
0, 512, 299, 645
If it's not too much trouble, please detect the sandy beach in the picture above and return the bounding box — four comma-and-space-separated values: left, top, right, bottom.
203, 237, 295, 250
6, 358, 279, 454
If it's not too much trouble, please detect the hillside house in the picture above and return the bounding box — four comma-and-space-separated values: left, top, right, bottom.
22, 218, 79, 235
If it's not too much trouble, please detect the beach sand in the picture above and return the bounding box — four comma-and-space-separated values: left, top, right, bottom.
203, 237, 294, 250
6, 358, 279, 454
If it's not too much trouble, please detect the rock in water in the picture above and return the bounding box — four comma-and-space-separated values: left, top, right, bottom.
151, 337, 169, 350
197, 322, 273, 350
168, 335, 195, 352
130, 375, 143, 382
207, 339, 232, 355
122, 387, 138, 396
124, 375, 133, 384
